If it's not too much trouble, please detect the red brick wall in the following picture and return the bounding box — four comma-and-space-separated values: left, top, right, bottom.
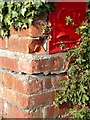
0, 16, 68, 119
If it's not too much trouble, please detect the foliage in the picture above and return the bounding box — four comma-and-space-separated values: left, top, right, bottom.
54, 3, 90, 119
0, 0, 56, 37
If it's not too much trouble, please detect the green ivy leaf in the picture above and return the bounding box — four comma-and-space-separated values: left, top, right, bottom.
28, 18, 33, 25
4, 14, 11, 25
12, 11, 18, 18
82, 94, 89, 103
21, 7, 26, 16
14, 21, 22, 28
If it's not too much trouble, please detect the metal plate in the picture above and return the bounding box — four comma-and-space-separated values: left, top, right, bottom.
49, 2, 86, 53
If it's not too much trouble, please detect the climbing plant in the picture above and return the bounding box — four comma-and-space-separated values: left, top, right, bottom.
0, 0, 55, 37
54, 2, 90, 119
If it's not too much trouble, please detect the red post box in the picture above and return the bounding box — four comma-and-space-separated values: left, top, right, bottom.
49, 2, 87, 54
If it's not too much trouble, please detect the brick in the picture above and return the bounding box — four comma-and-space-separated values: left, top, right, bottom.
15, 94, 29, 109
9, 104, 43, 118
0, 56, 18, 72
0, 98, 3, 117
43, 77, 52, 90
0, 85, 29, 109
18, 59, 31, 74
0, 71, 3, 83
43, 106, 59, 118
17, 59, 39, 74
31, 59, 53, 73
52, 73, 66, 89
28, 39, 45, 54
39, 56, 63, 72
27, 80, 43, 94
3, 101, 12, 118
10, 15, 47, 36
53, 56, 63, 70
0, 83, 50, 110
8, 37, 45, 54
31, 109, 43, 118
18, 56, 63, 74
12, 107, 43, 118
58, 103, 69, 116
10, 21, 47, 37
0, 84, 16, 104
3, 73, 28, 94
8, 37, 31, 53
18, 59, 44, 74
3, 72, 43, 95
34, 15, 47, 21
31, 58, 54, 73
43, 104, 69, 118
0, 37, 7, 49
12, 106, 32, 118
29, 91, 55, 109
1, 101, 32, 118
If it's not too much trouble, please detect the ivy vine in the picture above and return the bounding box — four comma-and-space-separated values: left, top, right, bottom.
54, 2, 90, 119
0, 0, 55, 37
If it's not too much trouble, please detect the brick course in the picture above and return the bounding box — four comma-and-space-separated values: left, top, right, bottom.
0, 49, 66, 74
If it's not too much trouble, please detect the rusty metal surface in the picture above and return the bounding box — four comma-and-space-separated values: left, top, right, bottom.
49, 2, 87, 54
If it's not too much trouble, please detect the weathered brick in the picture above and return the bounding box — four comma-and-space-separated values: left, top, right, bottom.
43, 104, 69, 118
0, 37, 7, 49
28, 39, 45, 54
8, 37, 45, 54
43, 105, 59, 118
3, 72, 43, 95
27, 80, 43, 95
0, 71, 3, 83
28, 91, 55, 110
42, 56, 63, 72
52, 73, 66, 89
3, 73, 28, 94
34, 15, 47, 21
0, 84, 29, 109
58, 103, 69, 116
12, 106, 32, 118
0, 56, 18, 72
43, 77, 52, 90
10, 21, 47, 37
0, 98, 3, 117
31, 109, 43, 118
12, 106, 43, 118
18, 56, 63, 74
3, 101, 12, 118
8, 37, 31, 53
